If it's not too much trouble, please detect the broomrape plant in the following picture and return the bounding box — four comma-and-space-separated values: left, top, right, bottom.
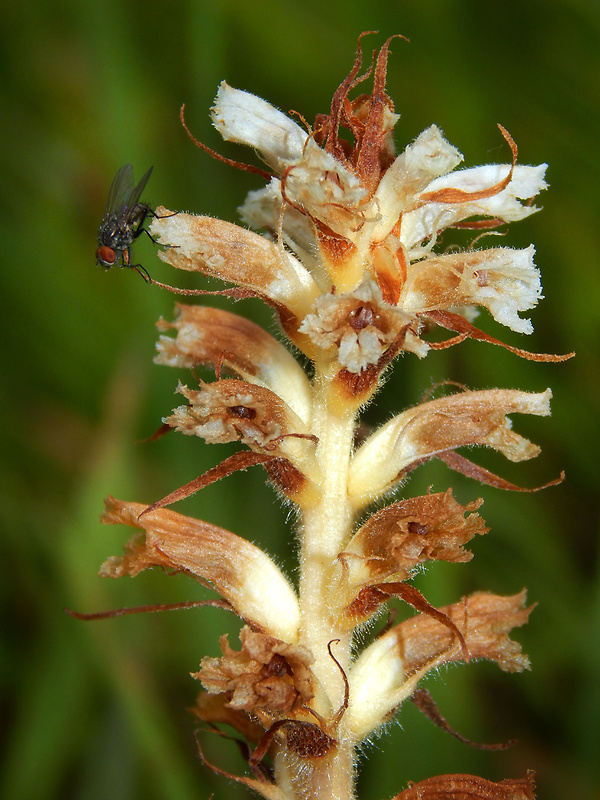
93, 34, 572, 800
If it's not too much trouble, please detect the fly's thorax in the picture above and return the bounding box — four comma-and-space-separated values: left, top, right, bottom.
97, 204, 151, 250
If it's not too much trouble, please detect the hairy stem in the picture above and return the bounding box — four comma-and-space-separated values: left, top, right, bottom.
294, 368, 358, 800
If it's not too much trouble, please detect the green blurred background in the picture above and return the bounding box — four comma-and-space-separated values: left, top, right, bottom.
1, 1, 598, 799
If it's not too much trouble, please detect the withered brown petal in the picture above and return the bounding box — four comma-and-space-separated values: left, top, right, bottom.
191, 691, 267, 745
391, 771, 536, 800
341, 490, 486, 587
397, 590, 533, 675
194, 626, 314, 714
167, 379, 313, 462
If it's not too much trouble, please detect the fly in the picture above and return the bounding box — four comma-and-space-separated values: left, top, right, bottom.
96, 164, 155, 282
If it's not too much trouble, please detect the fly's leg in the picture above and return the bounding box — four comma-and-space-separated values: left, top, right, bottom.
124, 206, 180, 282
133, 206, 179, 247
131, 205, 152, 241
131, 264, 152, 283
121, 245, 151, 282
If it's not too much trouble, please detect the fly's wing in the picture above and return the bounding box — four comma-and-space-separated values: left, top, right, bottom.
122, 166, 154, 224
103, 164, 134, 219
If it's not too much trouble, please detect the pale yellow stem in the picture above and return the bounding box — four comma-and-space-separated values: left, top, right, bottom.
292, 367, 359, 800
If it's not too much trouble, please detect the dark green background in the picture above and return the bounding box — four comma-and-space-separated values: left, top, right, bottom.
2, 2, 598, 799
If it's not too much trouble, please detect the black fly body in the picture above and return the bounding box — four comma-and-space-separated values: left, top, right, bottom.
96, 164, 156, 282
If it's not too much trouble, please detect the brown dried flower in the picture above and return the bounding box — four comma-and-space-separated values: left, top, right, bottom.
195, 626, 315, 716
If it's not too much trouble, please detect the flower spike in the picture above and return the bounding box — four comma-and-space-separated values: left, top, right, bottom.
91, 33, 567, 800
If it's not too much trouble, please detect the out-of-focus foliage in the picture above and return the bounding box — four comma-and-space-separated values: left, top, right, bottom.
1, 2, 598, 799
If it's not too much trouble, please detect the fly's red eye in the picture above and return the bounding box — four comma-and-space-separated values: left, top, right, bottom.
96, 246, 117, 265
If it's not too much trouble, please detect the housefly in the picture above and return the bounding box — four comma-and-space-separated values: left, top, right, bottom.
96, 164, 155, 281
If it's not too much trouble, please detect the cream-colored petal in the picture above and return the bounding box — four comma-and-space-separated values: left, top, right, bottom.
101, 497, 300, 642
401, 163, 547, 251
348, 388, 552, 507
347, 591, 531, 738
347, 629, 406, 737
211, 81, 308, 173
399, 245, 542, 334
150, 210, 319, 319
238, 178, 319, 259
283, 139, 368, 239
166, 379, 318, 475
298, 277, 412, 373
371, 125, 463, 241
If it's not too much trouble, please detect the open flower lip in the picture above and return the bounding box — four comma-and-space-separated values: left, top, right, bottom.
155, 302, 313, 422
338, 490, 487, 591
